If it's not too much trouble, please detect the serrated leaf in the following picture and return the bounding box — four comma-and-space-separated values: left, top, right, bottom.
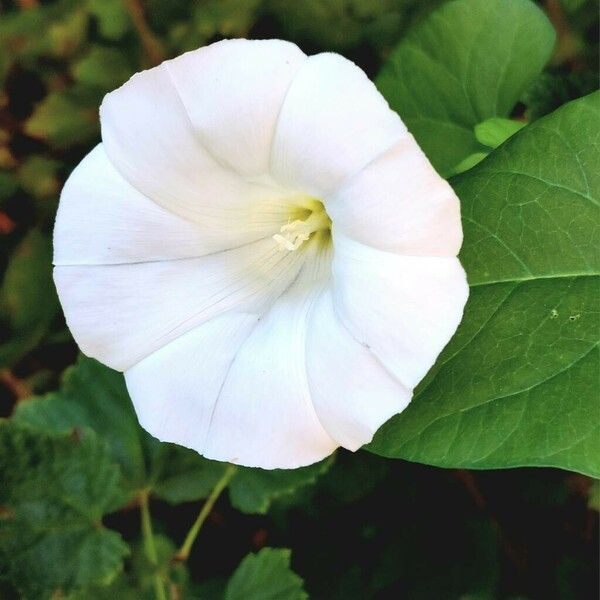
370, 93, 600, 477
0, 422, 129, 598
376, 0, 556, 175
13, 355, 213, 505
229, 457, 334, 515
0, 230, 59, 367
224, 548, 307, 600
67, 534, 189, 600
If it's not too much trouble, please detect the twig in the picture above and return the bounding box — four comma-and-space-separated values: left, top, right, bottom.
16, 0, 39, 9
122, 0, 166, 67
1, 369, 32, 401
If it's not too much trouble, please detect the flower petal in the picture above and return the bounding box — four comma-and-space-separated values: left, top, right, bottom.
124, 243, 337, 469
166, 39, 306, 176
325, 135, 463, 256
201, 245, 337, 469
306, 289, 411, 450
100, 58, 295, 226
271, 52, 406, 196
54, 145, 282, 265
54, 238, 306, 371
331, 232, 469, 389
125, 313, 259, 453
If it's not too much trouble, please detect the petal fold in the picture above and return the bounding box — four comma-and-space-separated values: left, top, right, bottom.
331, 233, 469, 389
167, 39, 306, 176
306, 289, 411, 450
326, 135, 463, 256
125, 313, 259, 452
271, 52, 406, 196
54, 238, 306, 371
201, 244, 337, 469
100, 59, 294, 229
54, 145, 259, 265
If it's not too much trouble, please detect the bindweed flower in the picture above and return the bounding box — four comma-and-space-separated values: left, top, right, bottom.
53, 39, 468, 469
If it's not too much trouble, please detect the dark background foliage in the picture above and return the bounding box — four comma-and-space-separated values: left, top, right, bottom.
0, 0, 598, 598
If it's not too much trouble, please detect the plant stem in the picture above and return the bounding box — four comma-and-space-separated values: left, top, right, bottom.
122, 0, 166, 66
140, 491, 167, 600
174, 464, 238, 562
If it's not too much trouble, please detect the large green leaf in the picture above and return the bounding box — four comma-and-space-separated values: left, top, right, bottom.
0, 422, 129, 598
376, 0, 556, 175
370, 92, 600, 476
224, 548, 307, 600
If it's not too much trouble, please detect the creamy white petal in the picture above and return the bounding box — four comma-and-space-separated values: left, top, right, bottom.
325, 135, 463, 256
54, 144, 272, 266
331, 232, 469, 389
54, 238, 306, 371
306, 289, 411, 450
125, 313, 259, 451
167, 39, 306, 176
100, 60, 296, 227
271, 52, 406, 196
201, 244, 337, 469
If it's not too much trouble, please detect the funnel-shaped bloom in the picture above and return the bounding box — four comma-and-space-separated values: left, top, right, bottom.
54, 39, 468, 469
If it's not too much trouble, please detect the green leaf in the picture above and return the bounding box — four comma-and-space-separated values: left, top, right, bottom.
0, 230, 59, 367
0, 0, 87, 64
0, 422, 129, 598
13, 355, 213, 505
376, 0, 556, 175
369, 92, 600, 476
452, 151, 489, 175
151, 452, 228, 505
88, 0, 132, 40
224, 548, 307, 600
14, 356, 148, 493
17, 156, 61, 199
267, 0, 444, 54
0, 171, 18, 202
25, 88, 100, 149
67, 534, 189, 600
474, 117, 526, 149
522, 70, 600, 121
73, 46, 134, 92
229, 457, 334, 515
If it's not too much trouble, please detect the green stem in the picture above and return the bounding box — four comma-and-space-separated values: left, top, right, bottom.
140, 491, 167, 600
174, 464, 238, 562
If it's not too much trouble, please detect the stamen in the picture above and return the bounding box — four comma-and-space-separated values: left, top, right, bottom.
272, 210, 330, 252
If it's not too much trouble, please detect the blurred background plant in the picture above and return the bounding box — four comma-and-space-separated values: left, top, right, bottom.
0, 0, 598, 598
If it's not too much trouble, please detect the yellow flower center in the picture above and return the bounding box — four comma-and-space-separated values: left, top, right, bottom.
273, 200, 331, 252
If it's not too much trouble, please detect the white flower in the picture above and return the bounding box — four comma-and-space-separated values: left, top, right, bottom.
53, 39, 468, 469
